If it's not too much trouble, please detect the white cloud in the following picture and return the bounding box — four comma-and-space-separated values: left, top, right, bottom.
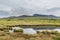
0, 0, 60, 16
0, 5, 12, 11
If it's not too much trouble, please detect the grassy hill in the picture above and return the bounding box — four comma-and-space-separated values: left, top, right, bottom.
0, 16, 60, 27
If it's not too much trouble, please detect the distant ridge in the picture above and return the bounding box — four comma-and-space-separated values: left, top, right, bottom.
7, 14, 57, 18
33, 14, 56, 17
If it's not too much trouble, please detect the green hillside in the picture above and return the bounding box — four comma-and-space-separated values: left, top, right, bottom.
0, 17, 60, 27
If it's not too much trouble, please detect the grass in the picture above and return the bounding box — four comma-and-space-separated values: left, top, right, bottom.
0, 27, 60, 40
0, 31, 54, 40
0, 31, 60, 40
0, 17, 60, 27
0, 17, 60, 40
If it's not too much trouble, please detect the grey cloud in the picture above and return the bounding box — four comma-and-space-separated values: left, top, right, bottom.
0, 0, 60, 17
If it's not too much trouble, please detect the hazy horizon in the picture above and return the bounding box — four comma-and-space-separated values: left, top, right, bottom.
0, 0, 60, 18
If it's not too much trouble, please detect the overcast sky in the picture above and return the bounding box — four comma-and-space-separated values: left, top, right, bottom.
0, 0, 60, 17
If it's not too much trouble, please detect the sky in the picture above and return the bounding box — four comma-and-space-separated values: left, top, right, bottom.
0, 0, 60, 17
